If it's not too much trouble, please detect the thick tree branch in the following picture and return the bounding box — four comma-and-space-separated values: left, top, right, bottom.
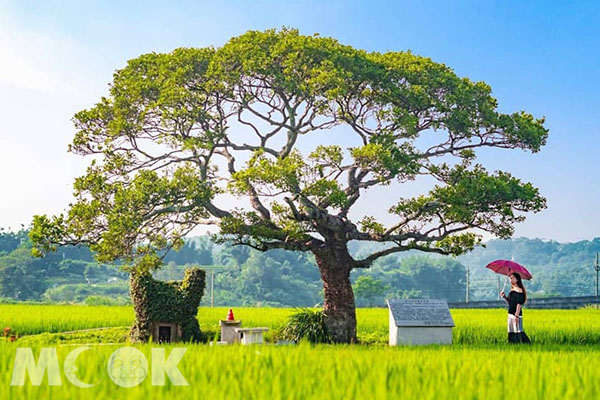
351, 225, 474, 268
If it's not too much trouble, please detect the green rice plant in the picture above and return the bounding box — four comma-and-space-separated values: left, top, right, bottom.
5, 305, 600, 346
1, 342, 600, 399
0, 304, 134, 335
15, 327, 129, 345
3, 305, 600, 399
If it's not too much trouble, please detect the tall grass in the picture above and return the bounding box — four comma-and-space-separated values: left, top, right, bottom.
1, 342, 599, 399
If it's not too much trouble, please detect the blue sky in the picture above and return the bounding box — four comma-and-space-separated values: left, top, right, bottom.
0, 0, 598, 242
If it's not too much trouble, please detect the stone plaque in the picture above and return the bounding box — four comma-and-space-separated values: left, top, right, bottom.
387, 299, 455, 327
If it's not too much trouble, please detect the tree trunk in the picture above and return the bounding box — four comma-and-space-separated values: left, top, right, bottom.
314, 245, 357, 344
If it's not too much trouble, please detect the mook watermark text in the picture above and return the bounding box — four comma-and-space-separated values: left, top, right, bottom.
10, 346, 188, 387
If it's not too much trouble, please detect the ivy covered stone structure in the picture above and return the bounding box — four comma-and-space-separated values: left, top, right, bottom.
129, 267, 206, 343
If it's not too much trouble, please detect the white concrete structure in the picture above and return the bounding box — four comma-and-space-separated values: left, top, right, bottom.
387, 299, 455, 346
235, 327, 269, 345
220, 320, 242, 344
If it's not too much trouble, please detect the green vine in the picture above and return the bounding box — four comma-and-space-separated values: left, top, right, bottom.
129, 267, 206, 343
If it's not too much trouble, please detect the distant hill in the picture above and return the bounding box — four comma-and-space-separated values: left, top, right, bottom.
455, 237, 600, 299
1, 228, 599, 305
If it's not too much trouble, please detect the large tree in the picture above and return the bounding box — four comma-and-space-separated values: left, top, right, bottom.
30, 28, 548, 343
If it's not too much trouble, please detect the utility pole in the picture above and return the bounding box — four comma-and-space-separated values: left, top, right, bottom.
211, 271, 215, 307
465, 265, 470, 303
595, 253, 599, 298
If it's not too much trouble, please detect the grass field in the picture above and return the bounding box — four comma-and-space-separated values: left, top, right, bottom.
1, 305, 600, 399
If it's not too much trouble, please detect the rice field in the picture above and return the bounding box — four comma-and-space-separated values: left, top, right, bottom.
3, 304, 600, 345
1, 305, 600, 399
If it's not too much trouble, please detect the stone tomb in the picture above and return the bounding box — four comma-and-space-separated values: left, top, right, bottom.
151, 322, 182, 343
387, 299, 455, 345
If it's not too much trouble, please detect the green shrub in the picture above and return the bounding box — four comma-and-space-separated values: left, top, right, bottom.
282, 308, 331, 344
84, 295, 130, 306
43, 282, 129, 302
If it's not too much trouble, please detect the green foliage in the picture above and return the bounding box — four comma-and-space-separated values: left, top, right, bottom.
357, 254, 468, 303
388, 163, 546, 248
434, 233, 482, 256
218, 211, 293, 248
352, 276, 389, 306
6, 225, 600, 304
72, 47, 219, 151
0, 227, 29, 255
230, 149, 306, 194
129, 267, 206, 343
29, 28, 548, 272
308, 145, 343, 167
350, 138, 420, 182
0, 247, 48, 300
302, 179, 348, 208
234, 251, 322, 307
358, 216, 386, 236
209, 28, 374, 101
282, 308, 331, 344
83, 295, 130, 306
163, 239, 213, 265
43, 283, 129, 303
231, 149, 349, 212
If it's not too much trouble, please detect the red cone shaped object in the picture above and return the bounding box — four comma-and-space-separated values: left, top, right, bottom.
227, 308, 235, 321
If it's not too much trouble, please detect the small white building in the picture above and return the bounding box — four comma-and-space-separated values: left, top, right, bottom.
235, 327, 269, 345
387, 299, 455, 346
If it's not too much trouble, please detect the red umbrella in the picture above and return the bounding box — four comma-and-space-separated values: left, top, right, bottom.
485, 260, 533, 280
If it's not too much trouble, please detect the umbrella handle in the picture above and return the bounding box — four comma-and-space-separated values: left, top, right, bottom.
499, 276, 508, 299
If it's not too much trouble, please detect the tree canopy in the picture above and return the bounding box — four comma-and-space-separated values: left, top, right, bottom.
30, 28, 548, 272
29, 28, 548, 342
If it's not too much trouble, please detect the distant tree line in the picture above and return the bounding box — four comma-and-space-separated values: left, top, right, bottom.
1, 229, 599, 305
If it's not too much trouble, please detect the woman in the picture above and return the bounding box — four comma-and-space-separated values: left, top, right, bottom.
500, 272, 531, 344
